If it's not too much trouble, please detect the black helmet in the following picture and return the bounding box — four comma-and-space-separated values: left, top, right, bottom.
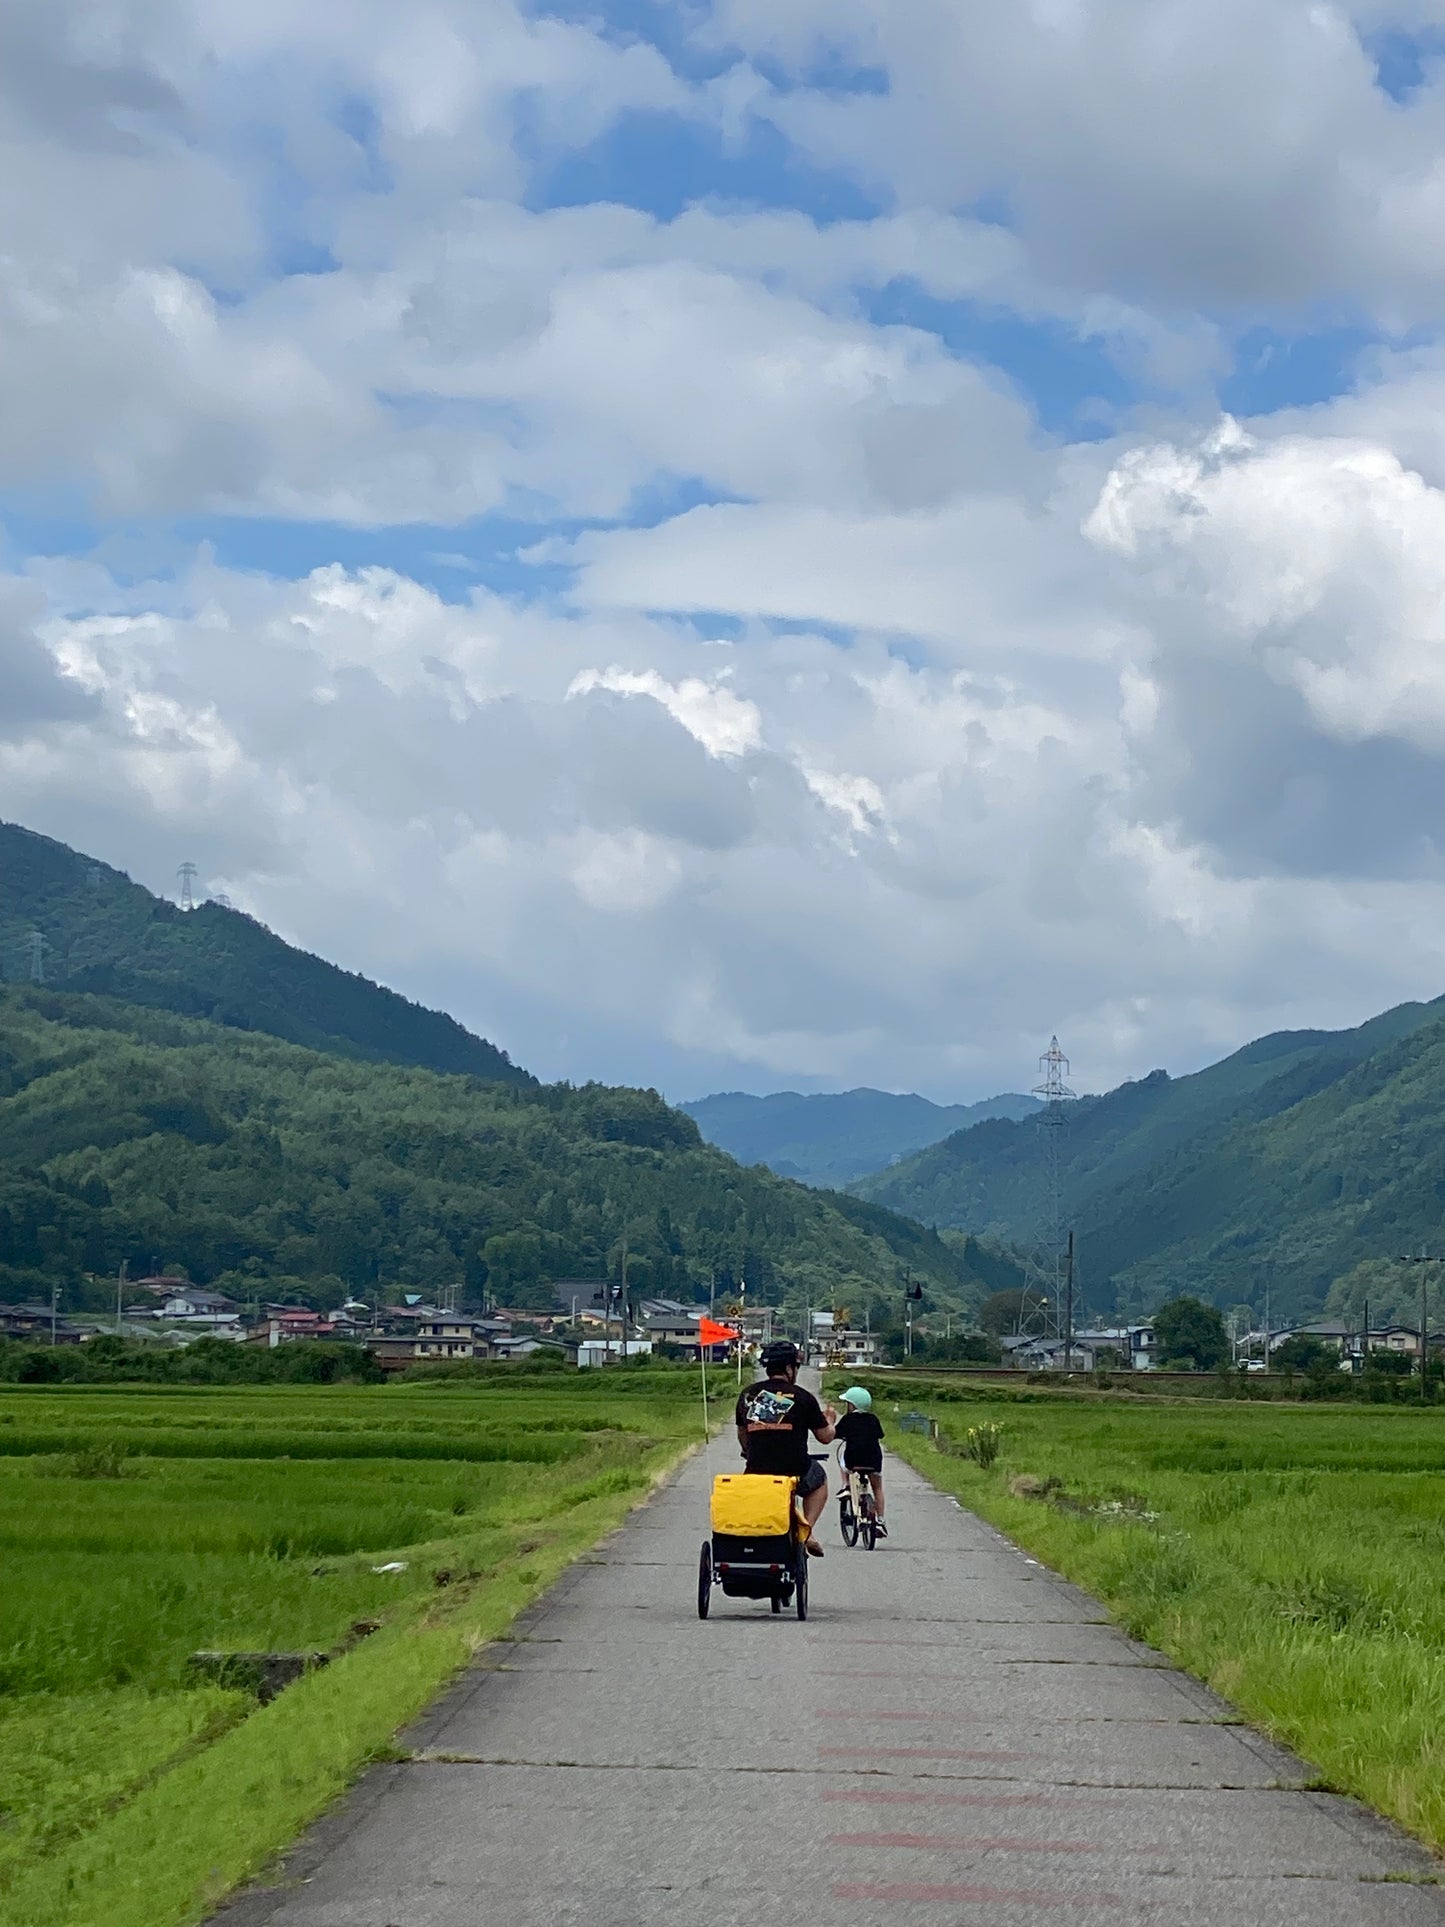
761, 1340, 801, 1373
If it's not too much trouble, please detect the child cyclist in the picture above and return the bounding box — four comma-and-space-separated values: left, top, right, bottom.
834, 1387, 886, 1537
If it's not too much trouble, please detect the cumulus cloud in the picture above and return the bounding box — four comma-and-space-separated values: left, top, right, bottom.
8, 543, 1445, 1101
7, 0, 1445, 1106
705, 0, 1445, 325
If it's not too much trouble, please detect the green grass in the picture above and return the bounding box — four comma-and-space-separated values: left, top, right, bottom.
0, 1380, 708, 1926
868, 1384, 1445, 1852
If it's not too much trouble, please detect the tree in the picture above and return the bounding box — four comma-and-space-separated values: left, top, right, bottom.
978, 1288, 1044, 1336
1152, 1295, 1228, 1370
914, 1330, 1001, 1365
1271, 1333, 1335, 1374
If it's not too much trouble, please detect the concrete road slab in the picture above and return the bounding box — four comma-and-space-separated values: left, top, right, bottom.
216, 1419, 1445, 1927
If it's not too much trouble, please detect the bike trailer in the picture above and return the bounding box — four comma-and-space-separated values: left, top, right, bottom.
710, 1474, 792, 1536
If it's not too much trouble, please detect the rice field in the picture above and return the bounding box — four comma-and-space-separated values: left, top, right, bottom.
870, 1383, 1445, 1854
0, 1377, 705, 1927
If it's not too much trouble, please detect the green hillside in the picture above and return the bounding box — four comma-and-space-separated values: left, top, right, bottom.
0, 821, 527, 1086
856, 999, 1445, 1320
1080, 1009, 1445, 1320
681, 1087, 1038, 1187
0, 988, 989, 1316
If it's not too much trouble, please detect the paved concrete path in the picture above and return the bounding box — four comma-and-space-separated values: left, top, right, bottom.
223, 1433, 1445, 1926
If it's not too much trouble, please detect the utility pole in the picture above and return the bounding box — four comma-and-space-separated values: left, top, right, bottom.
611, 1233, 628, 1363
177, 862, 198, 912
116, 1259, 128, 1337
737, 1267, 746, 1387
26, 930, 46, 986
1397, 1253, 1438, 1402
1065, 1230, 1075, 1372
903, 1271, 922, 1359
50, 1284, 59, 1346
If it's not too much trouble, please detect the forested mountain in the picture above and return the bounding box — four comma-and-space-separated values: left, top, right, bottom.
856, 997, 1445, 1323
0, 821, 527, 1085
0, 989, 992, 1316
682, 1087, 1038, 1187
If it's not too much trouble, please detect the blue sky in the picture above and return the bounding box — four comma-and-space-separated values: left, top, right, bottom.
6, 0, 1445, 1103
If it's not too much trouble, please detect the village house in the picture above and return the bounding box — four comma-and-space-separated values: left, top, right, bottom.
577, 1337, 655, 1367
249, 1306, 339, 1348
1261, 1322, 1442, 1367
133, 1274, 191, 1298
160, 1287, 240, 1330
1002, 1324, 1155, 1371
364, 1310, 512, 1371
414, 1313, 498, 1361
816, 1326, 882, 1369
633, 1299, 731, 1360
0, 1303, 83, 1344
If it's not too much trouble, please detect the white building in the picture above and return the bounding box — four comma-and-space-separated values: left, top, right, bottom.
577, 1339, 655, 1368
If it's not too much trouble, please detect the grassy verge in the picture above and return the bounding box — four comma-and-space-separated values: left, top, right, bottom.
0, 1383, 708, 1927
876, 1390, 1445, 1852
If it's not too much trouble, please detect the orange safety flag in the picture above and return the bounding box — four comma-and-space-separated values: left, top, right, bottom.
698, 1316, 740, 1346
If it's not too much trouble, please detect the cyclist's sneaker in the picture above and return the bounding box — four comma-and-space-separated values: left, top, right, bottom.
874, 1522, 888, 1538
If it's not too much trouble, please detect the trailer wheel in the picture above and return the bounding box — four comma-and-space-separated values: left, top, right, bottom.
697, 1542, 713, 1620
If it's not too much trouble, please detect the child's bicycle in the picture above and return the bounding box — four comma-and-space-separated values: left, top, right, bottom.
836, 1446, 879, 1551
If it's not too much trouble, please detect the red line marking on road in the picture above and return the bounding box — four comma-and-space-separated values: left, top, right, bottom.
823, 1789, 1097, 1810
819, 1745, 1032, 1762
832, 1881, 1068, 1905
828, 1832, 1108, 1854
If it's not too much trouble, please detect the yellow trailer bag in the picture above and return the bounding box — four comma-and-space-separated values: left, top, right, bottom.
711, 1473, 794, 1536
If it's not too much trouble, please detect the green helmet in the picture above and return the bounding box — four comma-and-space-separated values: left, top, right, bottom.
840, 1386, 872, 1411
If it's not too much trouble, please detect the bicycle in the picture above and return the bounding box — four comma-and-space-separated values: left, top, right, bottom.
836, 1446, 879, 1551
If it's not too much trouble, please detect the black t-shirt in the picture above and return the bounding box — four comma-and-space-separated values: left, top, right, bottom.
735, 1376, 826, 1477
834, 1409, 885, 1470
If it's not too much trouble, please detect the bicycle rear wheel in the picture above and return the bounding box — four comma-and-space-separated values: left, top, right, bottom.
839, 1495, 858, 1547
860, 1511, 876, 1551
794, 1544, 809, 1621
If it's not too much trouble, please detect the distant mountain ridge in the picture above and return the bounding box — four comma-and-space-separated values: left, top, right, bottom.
0, 820, 1005, 1320
682, 1086, 1039, 1187
0, 821, 528, 1086
854, 998, 1445, 1323
0, 986, 993, 1313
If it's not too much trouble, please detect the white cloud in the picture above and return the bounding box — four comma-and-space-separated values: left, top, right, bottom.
9, 544, 1445, 1103
705, 0, 1445, 325
8, 0, 1445, 1110
567, 666, 762, 759
1087, 418, 1445, 751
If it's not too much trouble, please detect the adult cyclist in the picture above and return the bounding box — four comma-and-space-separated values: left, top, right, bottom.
834, 1386, 886, 1536
736, 1340, 836, 1557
